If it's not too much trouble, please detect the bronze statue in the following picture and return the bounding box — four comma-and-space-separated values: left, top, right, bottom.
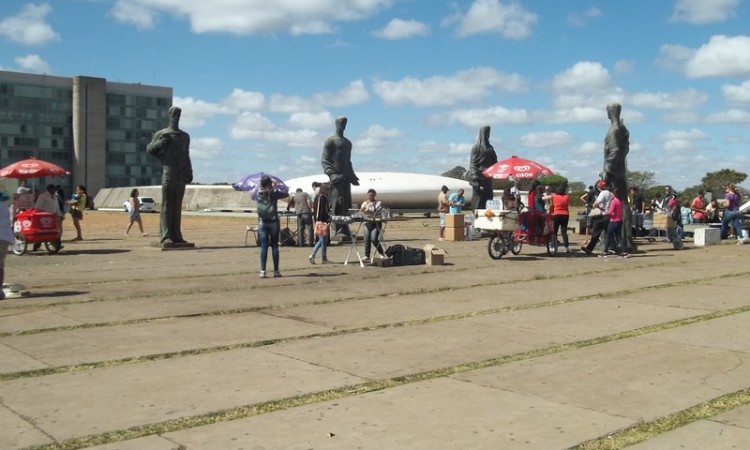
321, 117, 359, 236
147, 106, 193, 245
469, 125, 497, 210
603, 102, 632, 249
603, 102, 629, 199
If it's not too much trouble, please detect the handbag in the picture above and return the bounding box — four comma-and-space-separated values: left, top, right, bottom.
313, 194, 329, 237
588, 207, 603, 217
315, 221, 329, 237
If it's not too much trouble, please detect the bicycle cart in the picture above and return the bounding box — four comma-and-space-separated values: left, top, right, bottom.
12, 209, 62, 255
476, 209, 558, 259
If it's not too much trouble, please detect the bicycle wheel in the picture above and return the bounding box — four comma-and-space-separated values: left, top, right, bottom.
547, 235, 558, 256
12, 233, 27, 255
510, 234, 523, 255
488, 234, 506, 260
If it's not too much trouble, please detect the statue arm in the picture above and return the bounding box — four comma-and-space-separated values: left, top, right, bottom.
185, 135, 193, 184
321, 140, 337, 176
469, 146, 482, 182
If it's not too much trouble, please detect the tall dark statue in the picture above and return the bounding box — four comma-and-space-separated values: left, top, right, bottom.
603, 102, 632, 249
322, 117, 359, 236
147, 106, 193, 245
469, 125, 498, 210
603, 102, 629, 198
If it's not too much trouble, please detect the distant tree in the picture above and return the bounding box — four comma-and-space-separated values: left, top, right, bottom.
538, 175, 569, 193
442, 166, 468, 180
701, 169, 747, 194
626, 170, 656, 192
567, 181, 586, 192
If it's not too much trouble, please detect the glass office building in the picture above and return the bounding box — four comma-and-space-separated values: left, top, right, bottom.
0, 70, 172, 196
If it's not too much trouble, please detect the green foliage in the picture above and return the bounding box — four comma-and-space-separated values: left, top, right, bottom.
568, 181, 586, 192
538, 175, 569, 193
441, 166, 468, 180
626, 170, 656, 192
701, 169, 747, 194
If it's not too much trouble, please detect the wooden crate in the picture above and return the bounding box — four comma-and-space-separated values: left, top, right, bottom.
652, 213, 675, 229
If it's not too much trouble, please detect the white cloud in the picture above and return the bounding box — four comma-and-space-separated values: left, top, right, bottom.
288, 111, 334, 129
14, 54, 50, 73
173, 96, 233, 128
567, 7, 601, 27
630, 88, 708, 111
614, 59, 635, 74
656, 44, 696, 72
312, 80, 370, 107
0, 3, 59, 45
190, 137, 224, 159
231, 111, 319, 145
434, 106, 531, 128
110, 0, 394, 35
373, 66, 529, 107
551, 61, 612, 93
355, 124, 402, 155
111, 0, 155, 28
268, 94, 317, 114
684, 35, 750, 78
723, 81, 750, 104
448, 0, 537, 40
519, 131, 574, 148
671, 0, 740, 24
705, 108, 750, 125
657, 128, 709, 153
222, 89, 265, 112
373, 18, 429, 39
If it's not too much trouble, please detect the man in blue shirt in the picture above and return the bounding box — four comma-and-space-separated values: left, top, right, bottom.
448, 188, 465, 214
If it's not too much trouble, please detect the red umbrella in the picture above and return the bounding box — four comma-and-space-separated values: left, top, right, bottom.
0, 157, 70, 179
482, 155, 553, 180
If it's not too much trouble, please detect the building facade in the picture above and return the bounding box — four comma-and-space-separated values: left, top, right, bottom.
0, 70, 172, 197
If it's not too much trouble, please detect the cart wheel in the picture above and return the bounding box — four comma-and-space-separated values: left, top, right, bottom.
547, 235, 558, 256
12, 233, 27, 255
510, 236, 522, 255
488, 234, 505, 260
45, 241, 62, 254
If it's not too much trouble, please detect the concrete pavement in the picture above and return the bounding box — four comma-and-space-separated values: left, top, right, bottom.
1, 210, 749, 449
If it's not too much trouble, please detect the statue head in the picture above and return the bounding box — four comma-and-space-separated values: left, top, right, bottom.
335, 117, 348, 135
606, 102, 621, 120
477, 125, 491, 147
168, 106, 182, 128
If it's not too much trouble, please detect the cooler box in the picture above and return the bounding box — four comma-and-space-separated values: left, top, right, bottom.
474, 210, 519, 231
14, 209, 59, 241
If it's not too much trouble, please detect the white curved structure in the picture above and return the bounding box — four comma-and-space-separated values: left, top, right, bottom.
285, 172, 474, 211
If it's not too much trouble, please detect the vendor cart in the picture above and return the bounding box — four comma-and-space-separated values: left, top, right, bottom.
645, 210, 683, 250
476, 208, 558, 259
12, 209, 62, 255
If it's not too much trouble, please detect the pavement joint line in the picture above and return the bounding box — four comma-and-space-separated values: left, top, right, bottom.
568, 386, 750, 450
18, 305, 750, 450
4, 264, 746, 339
2, 274, 749, 382
4, 255, 709, 310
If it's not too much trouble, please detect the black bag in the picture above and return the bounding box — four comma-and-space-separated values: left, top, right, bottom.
670, 206, 681, 221
279, 227, 296, 246
386, 245, 425, 266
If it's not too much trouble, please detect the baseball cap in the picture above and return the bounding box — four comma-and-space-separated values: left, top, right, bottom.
595, 180, 607, 189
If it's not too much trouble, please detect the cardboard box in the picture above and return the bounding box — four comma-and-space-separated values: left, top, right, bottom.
446, 213, 464, 228
652, 213, 675, 229
444, 227, 465, 241
423, 244, 447, 266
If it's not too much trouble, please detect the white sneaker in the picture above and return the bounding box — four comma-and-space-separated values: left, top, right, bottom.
309, 255, 316, 264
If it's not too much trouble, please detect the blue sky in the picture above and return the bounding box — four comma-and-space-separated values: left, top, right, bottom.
1, 0, 749, 190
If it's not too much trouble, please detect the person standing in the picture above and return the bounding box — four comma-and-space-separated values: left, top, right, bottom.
0, 191, 14, 300
437, 185, 450, 241
629, 186, 645, 235
288, 188, 314, 246
468, 125, 497, 210
147, 106, 193, 245
33, 184, 63, 251
448, 188, 465, 214
720, 184, 744, 243
544, 185, 570, 253
66, 185, 87, 241
581, 180, 612, 255
691, 190, 707, 224
601, 187, 628, 258
322, 117, 359, 237
256, 176, 286, 277
360, 189, 385, 263
309, 182, 331, 264
125, 188, 147, 236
